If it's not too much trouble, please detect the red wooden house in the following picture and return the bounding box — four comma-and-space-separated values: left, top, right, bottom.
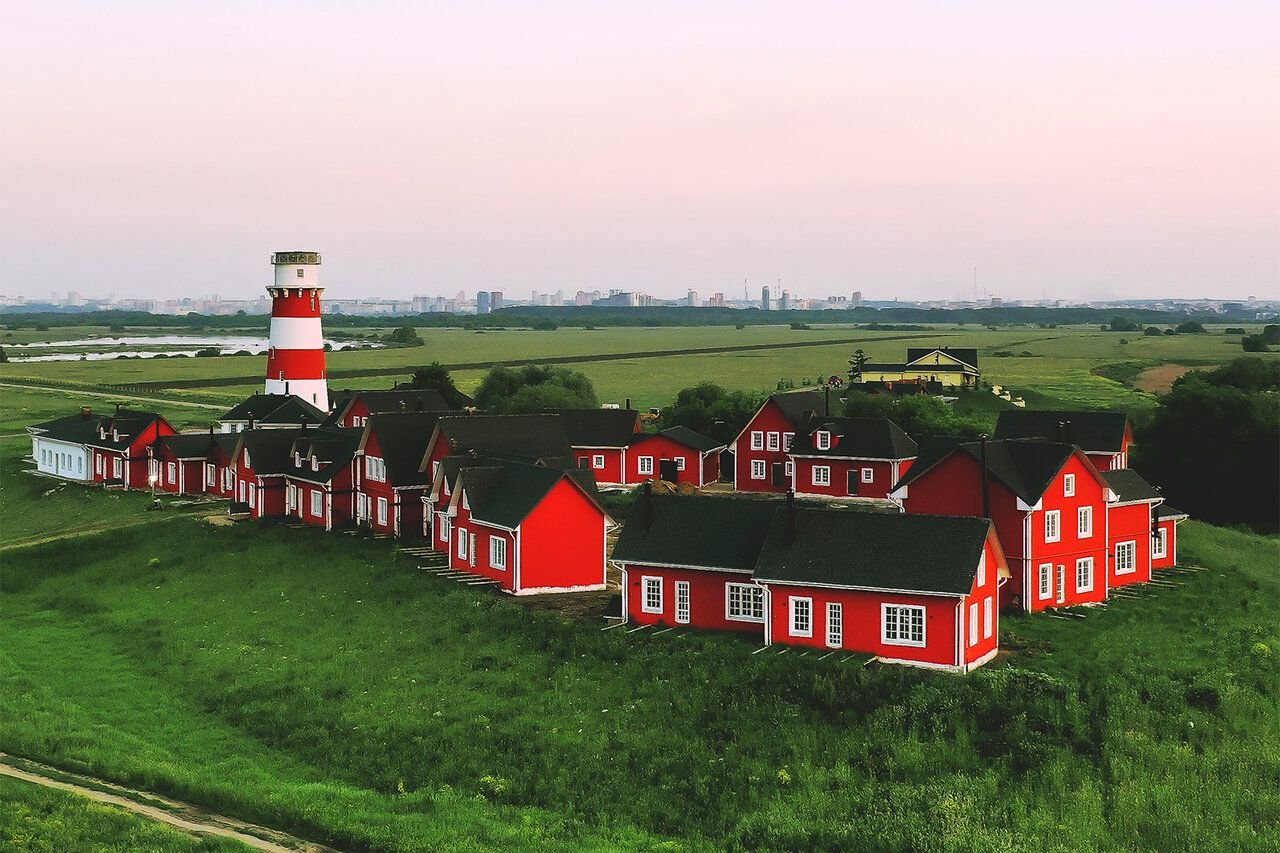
147, 429, 224, 496
227, 429, 312, 518
443, 459, 610, 595
283, 429, 362, 531
612, 494, 779, 635
1152, 504, 1188, 569
788, 417, 917, 500
995, 410, 1133, 471
893, 438, 1110, 612
560, 408, 643, 487
29, 405, 176, 489
754, 501, 1007, 672
1100, 469, 1169, 588
327, 388, 457, 429
624, 427, 723, 487
731, 390, 832, 492
353, 411, 442, 537
217, 394, 326, 434
419, 414, 577, 486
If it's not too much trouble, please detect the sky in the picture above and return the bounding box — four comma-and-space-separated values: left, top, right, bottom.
1, 1, 1276, 303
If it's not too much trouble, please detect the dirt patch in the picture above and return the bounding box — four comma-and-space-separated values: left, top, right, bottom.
1135, 363, 1205, 394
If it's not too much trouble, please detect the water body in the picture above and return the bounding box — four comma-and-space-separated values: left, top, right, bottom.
5, 335, 379, 362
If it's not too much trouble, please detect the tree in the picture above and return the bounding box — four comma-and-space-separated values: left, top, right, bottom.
1144, 326, 1164, 336
844, 392, 989, 443
0, 346, 7, 363
662, 382, 765, 444
1133, 358, 1279, 532
1174, 321, 1206, 334
403, 362, 470, 409
1242, 335, 1271, 353
473, 365, 597, 413
385, 325, 424, 346
848, 348, 869, 382
1109, 316, 1140, 332
1262, 324, 1280, 345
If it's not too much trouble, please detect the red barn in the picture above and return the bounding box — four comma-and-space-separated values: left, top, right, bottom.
216, 394, 325, 434
443, 460, 610, 595
893, 438, 1109, 613
995, 410, 1133, 471
624, 427, 723, 487
327, 388, 457, 429
559, 408, 643, 487
1152, 504, 1188, 569
731, 390, 833, 492
283, 429, 362, 531
754, 503, 1007, 672
788, 417, 916, 500
612, 493, 778, 635
353, 411, 442, 537
29, 405, 175, 489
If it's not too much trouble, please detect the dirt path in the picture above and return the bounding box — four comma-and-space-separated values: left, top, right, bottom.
0, 503, 218, 553
0, 754, 337, 852
1133, 363, 1204, 394
0, 381, 226, 410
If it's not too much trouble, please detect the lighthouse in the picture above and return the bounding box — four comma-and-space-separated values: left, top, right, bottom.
265, 251, 329, 411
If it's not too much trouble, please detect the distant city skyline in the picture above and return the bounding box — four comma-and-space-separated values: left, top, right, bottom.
1, 2, 1275, 302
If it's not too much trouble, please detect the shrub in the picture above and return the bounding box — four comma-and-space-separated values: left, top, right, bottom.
1144, 326, 1164, 336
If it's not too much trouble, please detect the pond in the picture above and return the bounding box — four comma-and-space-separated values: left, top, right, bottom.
3, 334, 380, 362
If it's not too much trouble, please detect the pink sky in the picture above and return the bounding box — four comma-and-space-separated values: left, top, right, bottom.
1, 1, 1276, 301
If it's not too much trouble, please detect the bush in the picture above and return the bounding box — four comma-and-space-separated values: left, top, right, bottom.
1144, 326, 1164, 336
194, 347, 220, 357
1175, 321, 1207, 334
1242, 335, 1271, 353
1109, 316, 1140, 332
1224, 328, 1246, 335
384, 326, 424, 346
473, 364, 597, 413
531, 320, 558, 331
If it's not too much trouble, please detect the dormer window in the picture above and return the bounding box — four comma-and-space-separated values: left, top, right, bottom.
111, 429, 118, 441
243, 448, 251, 467
294, 452, 301, 467
815, 431, 831, 451
311, 456, 319, 471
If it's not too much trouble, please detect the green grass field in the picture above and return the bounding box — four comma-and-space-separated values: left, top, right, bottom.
1, 514, 1275, 850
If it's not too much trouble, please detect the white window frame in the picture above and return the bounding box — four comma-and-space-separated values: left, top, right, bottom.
641, 576, 663, 614
976, 553, 987, 587
1152, 527, 1167, 559
167, 461, 176, 483
310, 491, 323, 517
881, 603, 926, 648
825, 602, 842, 649
637, 456, 654, 476
205, 463, 215, 485
782, 432, 794, 451
983, 597, 993, 639
766, 432, 780, 452
1063, 473, 1075, 497
490, 536, 507, 570
1115, 540, 1137, 575
1077, 506, 1093, 538
365, 455, 385, 483
750, 431, 764, 451
789, 597, 813, 638
674, 580, 690, 624
750, 459, 766, 480
674, 457, 686, 471
113, 457, 123, 479
1044, 510, 1061, 543
457, 528, 469, 560
592, 454, 605, 470
1038, 563, 1053, 599
725, 583, 764, 622
377, 496, 388, 525
969, 602, 979, 647
861, 467, 874, 484
812, 465, 831, 487
815, 430, 831, 451
1076, 556, 1094, 593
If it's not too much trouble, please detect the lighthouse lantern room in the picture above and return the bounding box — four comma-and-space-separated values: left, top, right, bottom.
265, 251, 329, 411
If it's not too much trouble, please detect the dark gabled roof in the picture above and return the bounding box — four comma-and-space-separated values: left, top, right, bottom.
456, 460, 602, 529
237, 428, 313, 476
430, 414, 574, 468
770, 390, 833, 425
906, 347, 980, 369
327, 388, 457, 426
894, 438, 1078, 505
219, 394, 325, 426
632, 425, 723, 453
1103, 469, 1161, 504
285, 428, 362, 484
554, 408, 642, 448
31, 408, 169, 451
1156, 504, 1188, 521
754, 507, 991, 595
154, 433, 218, 459
792, 417, 917, 460
994, 410, 1130, 452
364, 411, 444, 487
611, 493, 779, 572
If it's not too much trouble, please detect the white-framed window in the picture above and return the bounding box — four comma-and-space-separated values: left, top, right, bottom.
882, 604, 926, 647
287, 484, 295, 510
1076, 557, 1094, 593
725, 583, 764, 622
377, 497, 388, 525
969, 603, 979, 647
815, 430, 831, 450
675, 581, 690, 624
783, 432, 794, 451
248, 483, 257, 508
976, 553, 987, 587
642, 576, 663, 613
750, 431, 764, 451
983, 597, 993, 639
1063, 473, 1076, 497
861, 467, 874, 484
243, 448, 251, 467
296, 268, 305, 278
592, 454, 605, 470
441, 520, 451, 543
766, 432, 780, 451
812, 466, 831, 487
1115, 541, 1136, 575
205, 463, 215, 485
469, 532, 477, 567
1044, 510, 1061, 543
167, 462, 176, 483
784, 460, 793, 477
1077, 506, 1093, 538
750, 460, 766, 480
365, 456, 386, 482
637, 456, 654, 476
789, 597, 813, 637
675, 457, 686, 471
457, 529, 469, 560
825, 602, 842, 648
1038, 563, 1053, 599
113, 457, 122, 479
1152, 527, 1168, 559
311, 491, 323, 517
490, 536, 507, 570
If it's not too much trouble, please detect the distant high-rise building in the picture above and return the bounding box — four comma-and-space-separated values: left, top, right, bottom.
779, 290, 790, 311
476, 291, 492, 314
490, 291, 503, 311
851, 291, 862, 308
709, 292, 725, 308
687, 289, 698, 307
762, 286, 771, 310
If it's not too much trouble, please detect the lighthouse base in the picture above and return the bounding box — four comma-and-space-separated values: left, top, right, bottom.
266, 378, 329, 412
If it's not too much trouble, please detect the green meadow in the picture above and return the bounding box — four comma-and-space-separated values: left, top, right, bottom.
1, 515, 1276, 850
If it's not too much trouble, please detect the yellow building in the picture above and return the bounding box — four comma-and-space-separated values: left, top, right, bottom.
853, 347, 980, 390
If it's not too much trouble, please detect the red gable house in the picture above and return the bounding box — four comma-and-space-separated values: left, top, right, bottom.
625, 426, 724, 487
283, 429, 362, 531
893, 438, 1110, 613
227, 429, 311, 518
444, 460, 609, 595
419, 414, 577, 485
788, 417, 917, 500
147, 429, 225, 496
28, 405, 176, 490
559, 408, 643, 487
1153, 504, 1188, 569
1100, 469, 1171, 589
995, 410, 1134, 471
327, 388, 457, 430
732, 390, 832, 492
353, 411, 442, 537
217, 394, 326, 433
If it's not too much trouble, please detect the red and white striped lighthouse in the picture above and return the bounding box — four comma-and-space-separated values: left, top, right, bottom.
265, 251, 328, 411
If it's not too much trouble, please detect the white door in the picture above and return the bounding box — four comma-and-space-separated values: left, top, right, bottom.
675, 581, 691, 624
1056, 564, 1066, 604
